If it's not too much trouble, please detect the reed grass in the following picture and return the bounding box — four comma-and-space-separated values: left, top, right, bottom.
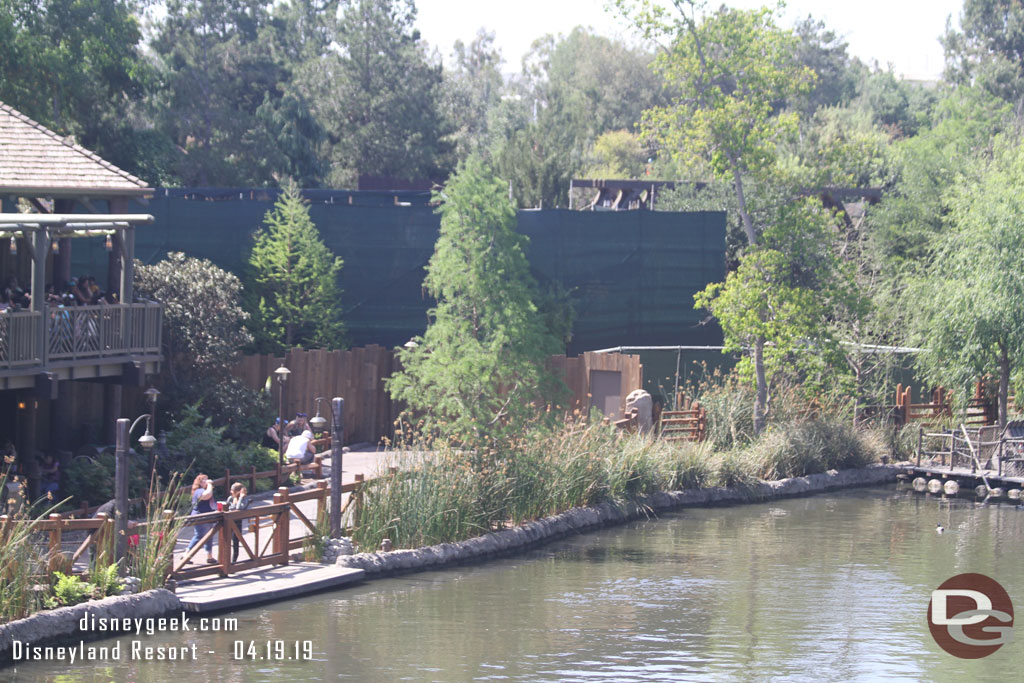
349, 410, 882, 552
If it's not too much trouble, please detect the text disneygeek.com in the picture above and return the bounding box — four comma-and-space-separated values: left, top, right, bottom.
8, 612, 320, 664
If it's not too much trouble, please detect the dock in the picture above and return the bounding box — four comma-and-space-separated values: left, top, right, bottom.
898, 462, 1024, 497
175, 563, 365, 613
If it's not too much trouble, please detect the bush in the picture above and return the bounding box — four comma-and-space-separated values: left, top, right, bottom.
64, 451, 150, 509
742, 418, 883, 480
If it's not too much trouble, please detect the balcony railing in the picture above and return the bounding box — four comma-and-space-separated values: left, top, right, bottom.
0, 310, 42, 368
0, 302, 162, 370
48, 303, 162, 361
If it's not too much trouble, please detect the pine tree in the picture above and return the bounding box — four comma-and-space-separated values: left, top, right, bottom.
385, 156, 563, 447
246, 182, 345, 353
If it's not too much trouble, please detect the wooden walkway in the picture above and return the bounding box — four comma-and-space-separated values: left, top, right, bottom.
175, 563, 365, 613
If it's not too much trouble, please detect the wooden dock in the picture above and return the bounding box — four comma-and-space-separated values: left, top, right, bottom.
175, 563, 365, 613
899, 464, 1024, 490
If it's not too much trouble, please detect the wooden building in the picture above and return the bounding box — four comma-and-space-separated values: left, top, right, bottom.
0, 101, 161, 497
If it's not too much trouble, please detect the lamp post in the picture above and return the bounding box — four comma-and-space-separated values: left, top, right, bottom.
114, 387, 159, 571
274, 364, 291, 485
329, 397, 344, 537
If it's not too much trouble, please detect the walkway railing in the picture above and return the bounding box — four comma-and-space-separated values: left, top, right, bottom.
169, 478, 366, 581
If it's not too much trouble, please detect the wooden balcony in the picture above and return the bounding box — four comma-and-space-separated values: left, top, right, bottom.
0, 302, 161, 388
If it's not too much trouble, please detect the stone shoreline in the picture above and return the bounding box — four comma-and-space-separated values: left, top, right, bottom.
0, 464, 901, 663
335, 464, 902, 577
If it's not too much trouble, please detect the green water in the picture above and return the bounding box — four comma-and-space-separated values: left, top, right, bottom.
7, 486, 1024, 682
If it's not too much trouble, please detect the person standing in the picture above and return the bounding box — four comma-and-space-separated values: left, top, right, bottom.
227, 483, 252, 563
185, 474, 217, 563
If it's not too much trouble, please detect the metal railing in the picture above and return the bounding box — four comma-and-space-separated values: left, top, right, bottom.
47, 302, 162, 361
0, 310, 42, 368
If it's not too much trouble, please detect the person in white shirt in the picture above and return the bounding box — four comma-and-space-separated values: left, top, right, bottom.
284, 428, 316, 464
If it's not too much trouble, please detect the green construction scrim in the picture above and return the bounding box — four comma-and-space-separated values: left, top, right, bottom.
71, 189, 725, 352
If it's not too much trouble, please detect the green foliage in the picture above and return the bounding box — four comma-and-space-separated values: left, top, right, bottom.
0, 0, 152, 175
129, 472, 190, 591
315, 0, 451, 185
741, 418, 882, 481
585, 130, 649, 179
136, 252, 267, 438
627, 1, 814, 193
911, 137, 1024, 425
492, 26, 664, 208
64, 451, 149, 509
695, 199, 864, 398
246, 182, 345, 353
44, 572, 92, 609
386, 155, 564, 447
88, 563, 123, 600
942, 0, 1024, 104
162, 404, 277, 481
441, 29, 505, 161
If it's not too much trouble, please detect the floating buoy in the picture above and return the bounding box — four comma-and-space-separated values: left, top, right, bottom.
976, 485, 989, 498
944, 480, 960, 496
991, 488, 1006, 499
928, 479, 943, 494
913, 477, 928, 492
1009, 489, 1022, 501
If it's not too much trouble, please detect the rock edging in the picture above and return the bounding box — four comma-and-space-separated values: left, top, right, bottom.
336, 464, 901, 578
0, 589, 181, 663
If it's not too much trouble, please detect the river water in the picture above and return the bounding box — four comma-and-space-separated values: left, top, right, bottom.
7, 485, 1024, 682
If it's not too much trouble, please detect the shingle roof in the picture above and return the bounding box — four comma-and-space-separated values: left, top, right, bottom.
0, 101, 152, 197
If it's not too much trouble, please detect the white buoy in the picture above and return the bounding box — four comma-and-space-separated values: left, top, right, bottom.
944, 480, 960, 496
913, 477, 928, 492
976, 485, 989, 498
927, 479, 943, 494
991, 487, 1006, 498
1009, 489, 1022, 501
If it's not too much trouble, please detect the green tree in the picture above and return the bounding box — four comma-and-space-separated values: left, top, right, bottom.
620, 0, 814, 432
695, 199, 863, 403
912, 138, 1024, 428
0, 0, 158, 178
491, 26, 664, 208
312, 0, 450, 186
134, 253, 267, 437
246, 183, 345, 353
942, 0, 1024, 106
385, 156, 564, 447
440, 29, 506, 162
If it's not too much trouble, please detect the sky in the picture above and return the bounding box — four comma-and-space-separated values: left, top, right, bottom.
413, 0, 966, 81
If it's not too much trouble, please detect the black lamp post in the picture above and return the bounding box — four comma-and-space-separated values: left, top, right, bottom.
274, 364, 291, 483
114, 387, 159, 570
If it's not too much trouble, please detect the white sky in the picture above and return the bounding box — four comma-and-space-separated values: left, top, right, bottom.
414, 0, 965, 81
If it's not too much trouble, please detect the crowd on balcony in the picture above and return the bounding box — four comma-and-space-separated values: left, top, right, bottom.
0, 275, 119, 312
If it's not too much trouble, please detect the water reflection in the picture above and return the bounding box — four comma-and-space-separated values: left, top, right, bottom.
7, 487, 1023, 681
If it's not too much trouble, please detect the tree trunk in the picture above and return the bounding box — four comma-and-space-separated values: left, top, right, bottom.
753, 336, 767, 434
999, 342, 1010, 429
731, 164, 757, 246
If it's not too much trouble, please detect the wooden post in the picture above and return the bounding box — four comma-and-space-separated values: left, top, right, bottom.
316, 480, 327, 523
48, 514, 63, 574
217, 507, 229, 575
224, 467, 231, 490
250, 465, 257, 492
273, 487, 290, 566
312, 454, 323, 480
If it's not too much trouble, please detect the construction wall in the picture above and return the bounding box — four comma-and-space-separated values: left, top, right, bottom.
71, 189, 725, 354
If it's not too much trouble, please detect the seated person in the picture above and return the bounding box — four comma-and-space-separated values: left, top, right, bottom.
284, 428, 316, 465
285, 413, 308, 438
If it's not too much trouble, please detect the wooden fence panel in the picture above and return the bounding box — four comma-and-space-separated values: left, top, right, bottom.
232, 348, 643, 446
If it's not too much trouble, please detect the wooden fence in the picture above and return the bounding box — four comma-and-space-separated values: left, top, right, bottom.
232, 346, 396, 446
233, 347, 644, 445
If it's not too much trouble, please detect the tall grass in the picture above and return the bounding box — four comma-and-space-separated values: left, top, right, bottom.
128, 471, 190, 591
1, 470, 59, 623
